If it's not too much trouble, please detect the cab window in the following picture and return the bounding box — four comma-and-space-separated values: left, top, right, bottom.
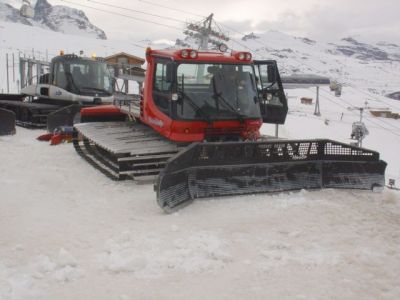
55, 62, 68, 89
153, 62, 172, 115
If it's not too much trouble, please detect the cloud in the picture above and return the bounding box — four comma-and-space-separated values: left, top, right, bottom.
219, 0, 400, 43
301, 0, 400, 41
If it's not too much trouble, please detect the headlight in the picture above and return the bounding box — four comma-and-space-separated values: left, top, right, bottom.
181, 49, 189, 58
189, 50, 198, 58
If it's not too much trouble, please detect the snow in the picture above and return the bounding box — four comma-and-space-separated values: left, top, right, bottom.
96, 230, 232, 277
1, 129, 400, 299
1, 19, 400, 300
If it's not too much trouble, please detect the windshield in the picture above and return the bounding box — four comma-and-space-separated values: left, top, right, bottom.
56, 59, 112, 96
176, 63, 260, 120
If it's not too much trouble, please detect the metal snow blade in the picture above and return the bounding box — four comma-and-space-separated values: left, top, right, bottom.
156, 139, 387, 213
47, 104, 82, 133
0, 108, 16, 136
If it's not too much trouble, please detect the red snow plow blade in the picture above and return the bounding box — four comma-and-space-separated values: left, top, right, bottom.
38, 127, 74, 145
156, 139, 387, 213
80, 105, 127, 122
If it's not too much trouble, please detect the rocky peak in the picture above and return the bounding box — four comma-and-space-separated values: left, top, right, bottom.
0, 2, 32, 25
34, 0, 52, 12
0, 0, 107, 40
242, 32, 259, 41
332, 37, 391, 61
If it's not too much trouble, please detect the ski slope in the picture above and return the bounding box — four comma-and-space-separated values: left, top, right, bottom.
1, 128, 400, 300
1, 20, 400, 299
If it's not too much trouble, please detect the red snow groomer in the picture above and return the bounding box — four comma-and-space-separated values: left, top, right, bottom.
73, 48, 387, 212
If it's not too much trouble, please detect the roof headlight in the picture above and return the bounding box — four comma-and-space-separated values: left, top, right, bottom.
218, 43, 228, 53
181, 49, 189, 58
189, 50, 198, 59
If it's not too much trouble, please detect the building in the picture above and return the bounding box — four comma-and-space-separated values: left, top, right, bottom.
300, 97, 313, 105
105, 52, 145, 67
370, 110, 400, 119
104, 52, 146, 94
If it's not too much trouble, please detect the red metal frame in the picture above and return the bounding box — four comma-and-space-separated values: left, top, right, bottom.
141, 49, 262, 142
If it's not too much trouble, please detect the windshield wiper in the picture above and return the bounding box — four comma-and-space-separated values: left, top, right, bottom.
211, 77, 245, 122
213, 92, 246, 122
178, 89, 211, 123
178, 74, 211, 123
65, 72, 81, 93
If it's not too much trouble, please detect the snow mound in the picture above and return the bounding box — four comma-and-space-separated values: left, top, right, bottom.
0, 248, 84, 299
0, 262, 37, 300
33, 248, 84, 282
169, 231, 232, 273
97, 230, 232, 277
258, 243, 343, 270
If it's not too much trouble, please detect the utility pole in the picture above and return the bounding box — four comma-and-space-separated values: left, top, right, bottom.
199, 14, 213, 51
12, 53, 15, 83
6, 53, 9, 93
184, 13, 229, 51
314, 86, 321, 116
19, 55, 24, 90
184, 14, 229, 81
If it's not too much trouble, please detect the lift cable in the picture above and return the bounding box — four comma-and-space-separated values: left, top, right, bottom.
60, 0, 183, 31
318, 88, 400, 139
86, 0, 184, 23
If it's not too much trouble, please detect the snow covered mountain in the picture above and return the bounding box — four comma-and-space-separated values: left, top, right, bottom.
234, 31, 400, 96
0, 0, 106, 39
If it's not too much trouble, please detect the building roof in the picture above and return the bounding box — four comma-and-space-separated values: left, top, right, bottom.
104, 52, 145, 64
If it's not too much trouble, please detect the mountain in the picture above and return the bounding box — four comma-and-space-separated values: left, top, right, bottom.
0, 0, 106, 39
0, 2, 32, 25
233, 31, 400, 95
329, 37, 400, 61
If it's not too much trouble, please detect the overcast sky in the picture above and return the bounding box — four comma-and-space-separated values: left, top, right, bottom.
12, 0, 400, 43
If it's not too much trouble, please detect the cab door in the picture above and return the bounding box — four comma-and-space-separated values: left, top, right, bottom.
254, 60, 288, 124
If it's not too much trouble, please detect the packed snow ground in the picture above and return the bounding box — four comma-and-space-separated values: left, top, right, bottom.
1, 128, 400, 300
